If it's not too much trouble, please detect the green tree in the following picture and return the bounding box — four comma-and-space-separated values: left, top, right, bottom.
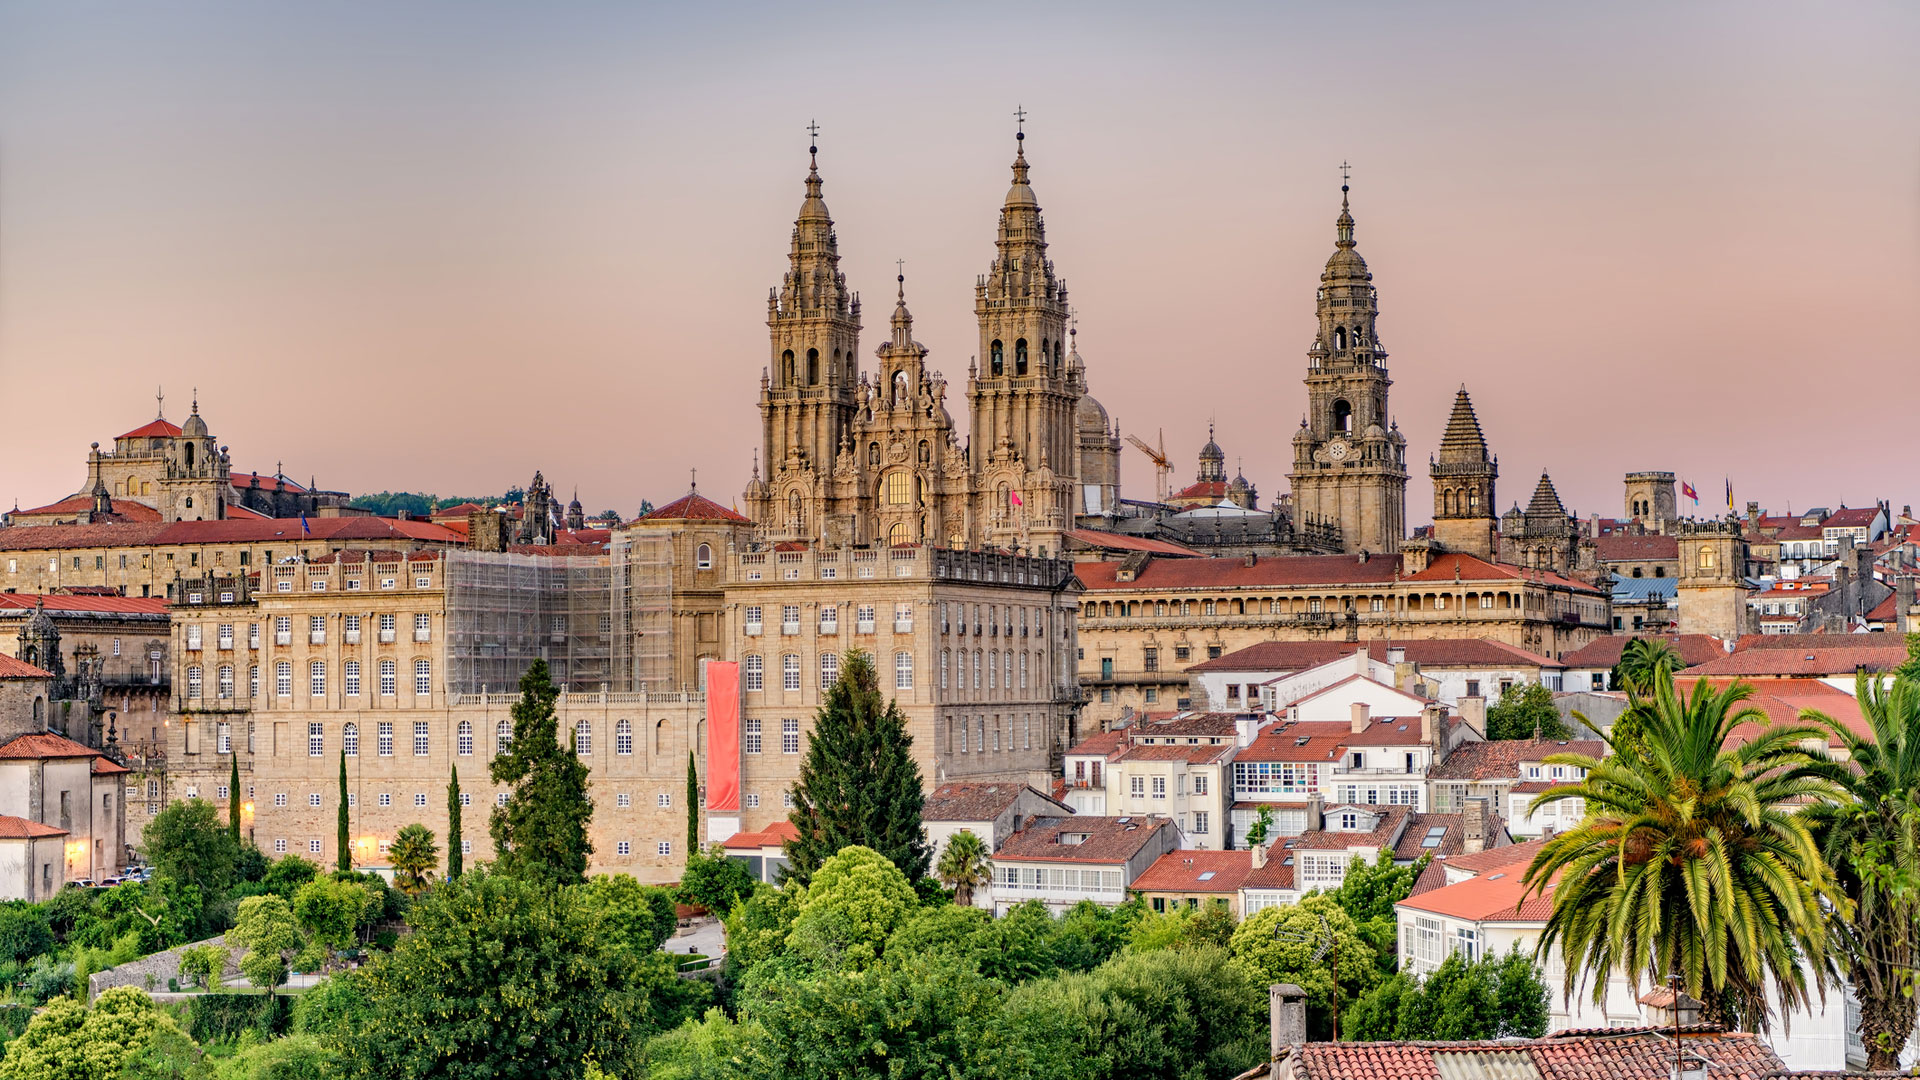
1615, 637, 1683, 694
229, 895, 299, 997
342, 870, 681, 1080
489, 660, 593, 888
141, 800, 239, 895
387, 824, 439, 897
292, 878, 369, 971
0, 901, 54, 964
1522, 672, 1845, 1031
228, 755, 242, 842
785, 845, 917, 971
446, 765, 463, 880
723, 885, 803, 975
1899, 633, 1920, 683
1345, 948, 1551, 1041
212, 1032, 338, 1079
291, 968, 372, 1038
1244, 806, 1274, 848
642, 1007, 767, 1080
934, 830, 993, 907
1800, 671, 1920, 1069
336, 753, 351, 873
581, 873, 680, 956
680, 844, 757, 916
259, 855, 319, 900
1228, 896, 1375, 1040
1329, 849, 1427, 975
782, 650, 930, 884
1494, 947, 1551, 1038
1002, 945, 1267, 1080
0, 987, 178, 1080
1484, 682, 1572, 741
176, 943, 228, 990
686, 753, 699, 859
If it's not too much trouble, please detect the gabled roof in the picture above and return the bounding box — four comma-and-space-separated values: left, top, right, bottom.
14, 495, 163, 522
1287, 1028, 1784, 1080
1825, 505, 1881, 528
1682, 644, 1908, 677
1076, 553, 1402, 591
1063, 728, 1130, 759
118, 417, 183, 439
0, 654, 54, 679
994, 815, 1172, 864
1441, 836, 1549, 877
720, 820, 798, 850
1131, 850, 1254, 893
91, 756, 130, 776
1402, 552, 1601, 594
1235, 720, 1352, 763
1282, 805, 1411, 851
1396, 845, 1556, 923
638, 491, 752, 524
0, 732, 101, 760
1427, 738, 1605, 781
1558, 634, 1726, 670
922, 782, 1065, 822
1190, 639, 1561, 674
1064, 529, 1202, 557
0, 816, 68, 840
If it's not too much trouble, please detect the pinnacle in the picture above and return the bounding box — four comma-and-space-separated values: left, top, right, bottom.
1437, 387, 1490, 462
1526, 471, 1566, 517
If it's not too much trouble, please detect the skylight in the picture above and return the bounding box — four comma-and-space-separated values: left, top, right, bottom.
1197, 871, 1216, 881
1421, 826, 1447, 849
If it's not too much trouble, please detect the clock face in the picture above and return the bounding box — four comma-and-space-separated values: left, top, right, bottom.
1327, 439, 1350, 461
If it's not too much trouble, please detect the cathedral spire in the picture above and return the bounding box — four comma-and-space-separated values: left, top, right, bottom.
1438, 386, 1490, 463
1336, 162, 1356, 249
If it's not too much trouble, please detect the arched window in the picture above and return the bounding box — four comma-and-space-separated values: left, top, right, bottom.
457, 720, 474, 756
496, 719, 513, 755
806, 348, 819, 385
781, 350, 795, 386
1698, 546, 1716, 570
1015, 339, 1028, 375
1332, 399, 1353, 433
616, 718, 633, 755
184, 442, 196, 468
343, 722, 359, 757
888, 522, 911, 546
1334, 327, 1348, 350
1053, 340, 1064, 373
990, 340, 1004, 376
575, 719, 592, 756
696, 543, 712, 569
655, 719, 666, 756
886, 471, 911, 505
184, 495, 194, 509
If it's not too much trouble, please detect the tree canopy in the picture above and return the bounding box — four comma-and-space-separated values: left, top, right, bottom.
489, 659, 593, 888
141, 800, 239, 895
1484, 682, 1572, 741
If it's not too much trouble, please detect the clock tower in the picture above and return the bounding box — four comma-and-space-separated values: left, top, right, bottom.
1288, 177, 1407, 554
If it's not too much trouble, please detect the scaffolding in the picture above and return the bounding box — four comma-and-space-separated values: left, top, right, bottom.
444, 550, 616, 694
610, 532, 674, 690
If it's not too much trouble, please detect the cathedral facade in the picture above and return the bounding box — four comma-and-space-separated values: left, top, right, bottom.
742, 131, 1115, 558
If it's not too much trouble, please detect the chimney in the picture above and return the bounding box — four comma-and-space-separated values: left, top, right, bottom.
1350, 701, 1371, 734
468, 509, 509, 554
1236, 712, 1262, 748
1244, 552, 1258, 568
1393, 657, 1418, 693
1421, 702, 1445, 750
1306, 794, 1325, 833
1271, 983, 1308, 1057
1252, 841, 1268, 869
1353, 648, 1370, 676
1899, 576, 1916, 634
1462, 796, 1488, 854
1459, 695, 1487, 736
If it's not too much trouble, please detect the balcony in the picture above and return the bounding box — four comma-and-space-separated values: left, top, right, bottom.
275, 632, 292, 646
894, 619, 914, 634
414, 629, 431, 642
378, 629, 396, 644
344, 630, 361, 645
856, 619, 876, 635
744, 623, 763, 637
309, 632, 326, 645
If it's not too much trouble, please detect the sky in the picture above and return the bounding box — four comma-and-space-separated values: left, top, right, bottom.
2, 2, 1916, 525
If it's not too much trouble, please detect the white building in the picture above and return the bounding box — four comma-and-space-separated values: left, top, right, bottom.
1188, 640, 1561, 711
989, 814, 1176, 914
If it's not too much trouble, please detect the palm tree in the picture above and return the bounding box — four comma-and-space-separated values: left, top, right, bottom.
1615, 637, 1683, 694
388, 823, 440, 897
1522, 672, 1847, 1032
936, 829, 992, 907
1800, 672, 1920, 1069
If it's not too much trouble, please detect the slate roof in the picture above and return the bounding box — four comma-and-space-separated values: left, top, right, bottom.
1190, 639, 1560, 673
1610, 576, 1678, 604
1427, 738, 1605, 781
994, 816, 1172, 864
1066, 529, 1203, 557
1131, 850, 1253, 893
1288, 1029, 1784, 1080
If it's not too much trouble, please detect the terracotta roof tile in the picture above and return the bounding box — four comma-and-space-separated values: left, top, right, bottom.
1402, 552, 1603, 594
1064, 728, 1130, 759
118, 418, 182, 439
1076, 553, 1402, 591
0, 654, 54, 679
1115, 743, 1235, 764
1065, 529, 1203, 557
994, 816, 1172, 864
720, 820, 799, 849
1190, 638, 1561, 673
14, 495, 164, 522
1235, 720, 1351, 763
1558, 633, 1727, 669
1293, 1030, 1784, 1080
1127, 712, 1246, 738
1593, 534, 1679, 562
1131, 850, 1253, 893
0, 815, 68, 839
0, 732, 101, 760
1428, 738, 1605, 781
1682, 645, 1908, 677
1282, 805, 1410, 850
1441, 836, 1549, 876
638, 491, 752, 524
922, 782, 1063, 822
0, 594, 171, 616
91, 756, 130, 775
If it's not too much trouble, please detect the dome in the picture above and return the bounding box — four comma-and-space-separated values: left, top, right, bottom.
181, 409, 209, 439
1322, 246, 1370, 280
1200, 438, 1223, 462
1075, 394, 1110, 435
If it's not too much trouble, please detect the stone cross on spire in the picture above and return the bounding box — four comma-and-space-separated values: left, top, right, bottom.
156, 386, 165, 419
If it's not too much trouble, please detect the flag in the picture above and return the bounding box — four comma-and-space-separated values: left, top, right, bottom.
1009, 490, 1023, 508
1726, 478, 1734, 512
1681, 482, 1698, 505
300, 514, 311, 536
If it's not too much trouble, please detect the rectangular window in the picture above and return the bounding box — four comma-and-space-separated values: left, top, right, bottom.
744, 606, 762, 635
744, 655, 763, 692
415, 659, 431, 696
894, 603, 913, 633
379, 793, 392, 807
379, 613, 396, 642
310, 662, 326, 697
1152, 776, 1167, 799
657, 841, 672, 856
217, 723, 232, 754
895, 651, 914, 690
657, 793, 672, 808
617, 793, 631, 808
782, 654, 801, 691
782, 717, 800, 754
1143, 647, 1158, 672
274, 792, 288, 807
744, 718, 762, 754
309, 615, 326, 645
344, 614, 361, 643
820, 605, 839, 634
1130, 776, 1145, 797
414, 721, 430, 756
1193, 811, 1210, 834
308, 722, 324, 757
274, 661, 291, 698
819, 651, 840, 690
617, 841, 631, 856
309, 793, 323, 807
415, 613, 432, 641
274, 839, 287, 853
380, 660, 396, 697
745, 793, 760, 809
309, 839, 323, 854
856, 605, 875, 634
781, 605, 801, 635
378, 722, 394, 757
344, 660, 361, 697
414, 792, 428, 807
218, 624, 234, 650
275, 616, 292, 645
186, 625, 203, 651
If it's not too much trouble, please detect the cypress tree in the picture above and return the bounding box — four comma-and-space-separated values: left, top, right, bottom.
686, 752, 702, 857
782, 649, 930, 884
447, 764, 464, 879
488, 659, 593, 888
336, 750, 351, 872
228, 753, 242, 841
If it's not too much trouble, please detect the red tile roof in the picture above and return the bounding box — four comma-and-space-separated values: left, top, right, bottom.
1171, 480, 1230, 501
1734, 631, 1879, 650
0, 516, 461, 551
1441, 836, 1549, 877
1427, 738, 1606, 781
1290, 1029, 1784, 1080
1190, 638, 1561, 673
91, 756, 130, 775
1403, 552, 1603, 594
0, 732, 102, 760
1127, 713, 1246, 739
1682, 645, 1908, 677
1773, 524, 1826, 541
1396, 849, 1557, 923
229, 472, 307, 493
14, 495, 163, 522
1282, 805, 1411, 851
1825, 506, 1881, 528
1131, 850, 1254, 893
1115, 743, 1235, 764
1593, 534, 1679, 562
1242, 853, 1296, 891
923, 782, 1060, 822
638, 491, 752, 524
0, 815, 68, 840
0, 594, 170, 616
720, 820, 799, 849
1064, 728, 1130, 759
0, 522, 170, 551
0, 654, 54, 679
1558, 633, 1728, 670
1076, 553, 1402, 591
1065, 529, 1203, 557
1235, 720, 1352, 763
994, 815, 1173, 864
118, 418, 183, 439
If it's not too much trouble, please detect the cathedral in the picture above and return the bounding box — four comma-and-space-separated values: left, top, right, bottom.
741, 129, 1119, 557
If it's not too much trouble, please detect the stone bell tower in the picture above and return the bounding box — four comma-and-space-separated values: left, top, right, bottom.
1677, 518, 1750, 640
1430, 387, 1498, 560
1288, 174, 1408, 554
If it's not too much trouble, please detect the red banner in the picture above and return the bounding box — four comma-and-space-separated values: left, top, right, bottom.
705, 660, 741, 813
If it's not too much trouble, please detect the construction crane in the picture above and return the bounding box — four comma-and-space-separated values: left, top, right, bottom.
1126, 429, 1173, 505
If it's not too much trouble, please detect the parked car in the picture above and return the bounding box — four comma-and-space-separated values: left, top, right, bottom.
66, 879, 96, 889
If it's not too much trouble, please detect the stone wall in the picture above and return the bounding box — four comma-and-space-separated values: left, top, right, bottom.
87, 933, 238, 1000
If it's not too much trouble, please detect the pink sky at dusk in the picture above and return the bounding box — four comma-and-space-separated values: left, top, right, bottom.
3, 2, 1916, 524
